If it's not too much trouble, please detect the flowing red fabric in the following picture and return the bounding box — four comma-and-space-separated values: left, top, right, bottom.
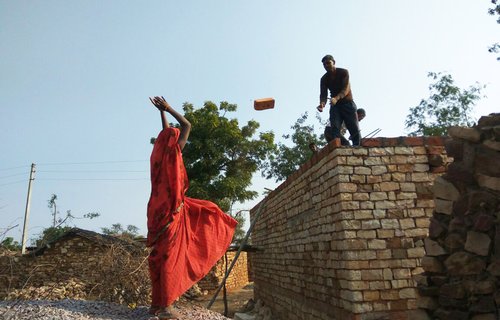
147, 128, 237, 307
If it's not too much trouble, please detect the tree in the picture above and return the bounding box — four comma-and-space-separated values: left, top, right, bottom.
262, 112, 326, 182
33, 194, 100, 247
101, 223, 140, 240
405, 72, 485, 136
1, 237, 21, 251
48, 194, 58, 227
231, 211, 247, 245
488, 0, 500, 60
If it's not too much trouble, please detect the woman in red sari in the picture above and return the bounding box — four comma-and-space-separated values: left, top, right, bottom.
147, 96, 238, 319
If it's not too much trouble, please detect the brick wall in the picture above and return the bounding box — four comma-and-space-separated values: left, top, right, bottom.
250, 136, 449, 320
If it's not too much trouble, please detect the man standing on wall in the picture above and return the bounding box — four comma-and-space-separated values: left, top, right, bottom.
317, 55, 361, 146
325, 108, 366, 146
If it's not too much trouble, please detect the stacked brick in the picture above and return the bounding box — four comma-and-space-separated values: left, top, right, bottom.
196, 251, 249, 292
416, 113, 500, 320
250, 136, 449, 320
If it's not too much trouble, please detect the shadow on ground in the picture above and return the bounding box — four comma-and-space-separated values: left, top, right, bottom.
194, 283, 254, 318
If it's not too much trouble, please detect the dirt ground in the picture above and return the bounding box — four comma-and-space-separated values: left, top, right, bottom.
193, 283, 254, 318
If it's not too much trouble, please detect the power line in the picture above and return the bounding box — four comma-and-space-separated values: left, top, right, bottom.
0, 172, 27, 180
37, 170, 148, 173
0, 180, 26, 187
37, 178, 148, 181
0, 165, 30, 172
37, 160, 148, 166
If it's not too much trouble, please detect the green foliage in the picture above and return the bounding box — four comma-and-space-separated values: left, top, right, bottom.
405, 72, 484, 136
101, 223, 140, 240
262, 112, 325, 182
180, 101, 276, 212
489, 0, 500, 23
231, 211, 247, 245
33, 226, 72, 247
1, 237, 21, 251
488, 0, 500, 60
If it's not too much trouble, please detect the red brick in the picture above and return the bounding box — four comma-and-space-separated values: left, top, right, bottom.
384, 137, 401, 147
403, 137, 424, 146
362, 138, 382, 147
425, 136, 446, 146
430, 166, 447, 173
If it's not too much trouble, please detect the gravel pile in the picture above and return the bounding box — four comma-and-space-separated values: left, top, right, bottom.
0, 300, 231, 320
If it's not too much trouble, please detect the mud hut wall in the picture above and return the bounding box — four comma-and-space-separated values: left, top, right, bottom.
0, 236, 104, 297
250, 137, 448, 320
0, 237, 248, 298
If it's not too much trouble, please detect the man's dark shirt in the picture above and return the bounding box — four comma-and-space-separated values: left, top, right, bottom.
320, 67, 353, 104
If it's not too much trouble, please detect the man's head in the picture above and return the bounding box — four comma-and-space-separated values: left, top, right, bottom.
321, 55, 335, 73
357, 108, 366, 121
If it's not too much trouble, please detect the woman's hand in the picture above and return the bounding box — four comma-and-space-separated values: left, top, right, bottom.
149, 96, 171, 112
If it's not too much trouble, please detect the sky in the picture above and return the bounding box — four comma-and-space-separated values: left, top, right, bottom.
1, 1, 499, 245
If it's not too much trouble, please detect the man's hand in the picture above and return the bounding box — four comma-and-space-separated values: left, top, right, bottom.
330, 97, 338, 106
149, 96, 171, 112
316, 102, 326, 112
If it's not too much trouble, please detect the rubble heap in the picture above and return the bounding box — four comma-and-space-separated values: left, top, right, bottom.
416, 113, 500, 320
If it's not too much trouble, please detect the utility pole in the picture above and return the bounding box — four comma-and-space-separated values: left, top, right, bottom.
21, 163, 36, 254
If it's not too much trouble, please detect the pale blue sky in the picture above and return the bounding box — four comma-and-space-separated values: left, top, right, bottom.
1, 1, 499, 243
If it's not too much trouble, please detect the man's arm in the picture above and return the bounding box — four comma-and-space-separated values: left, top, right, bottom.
319, 75, 328, 105
318, 75, 328, 111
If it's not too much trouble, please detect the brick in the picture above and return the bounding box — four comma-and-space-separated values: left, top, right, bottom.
433, 176, 460, 200
368, 239, 386, 249
354, 210, 373, 219
362, 220, 381, 230
376, 249, 392, 259
380, 182, 400, 191
369, 281, 391, 290
364, 290, 380, 301
391, 279, 409, 288
369, 147, 395, 156
357, 230, 377, 239
380, 289, 400, 300
361, 269, 384, 280
372, 166, 388, 175
393, 269, 412, 280
400, 218, 416, 229
381, 219, 400, 229
407, 247, 425, 258
377, 230, 395, 238
403, 137, 424, 146
370, 192, 388, 201
363, 138, 382, 147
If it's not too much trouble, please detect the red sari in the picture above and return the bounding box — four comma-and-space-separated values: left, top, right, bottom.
147, 128, 238, 307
